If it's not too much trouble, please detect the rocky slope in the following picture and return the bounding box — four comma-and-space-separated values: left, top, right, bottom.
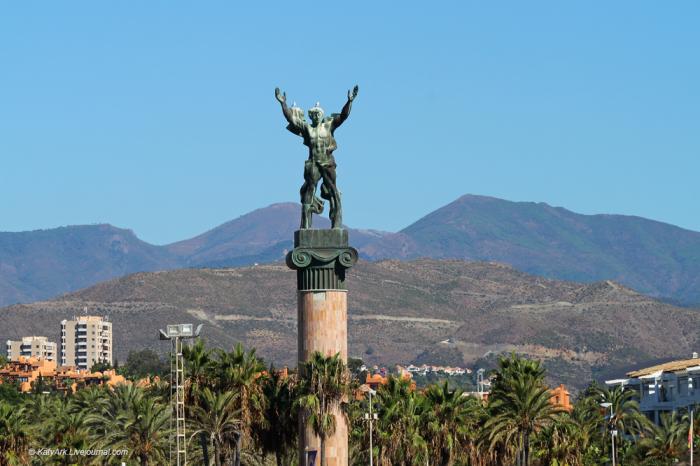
2, 260, 697, 389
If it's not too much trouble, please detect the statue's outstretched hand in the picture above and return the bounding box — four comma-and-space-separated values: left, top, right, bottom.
348, 85, 359, 102
275, 87, 286, 104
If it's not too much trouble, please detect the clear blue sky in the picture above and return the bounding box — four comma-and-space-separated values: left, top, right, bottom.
1, 2, 698, 244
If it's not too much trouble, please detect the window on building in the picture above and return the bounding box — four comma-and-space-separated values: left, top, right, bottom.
692, 376, 700, 396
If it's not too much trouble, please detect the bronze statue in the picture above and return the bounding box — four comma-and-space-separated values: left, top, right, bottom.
275, 85, 358, 229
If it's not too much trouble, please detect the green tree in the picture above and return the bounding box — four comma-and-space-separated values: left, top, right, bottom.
347, 357, 365, 376
593, 384, 650, 437
423, 380, 480, 466
183, 338, 215, 462
39, 398, 91, 465
123, 349, 169, 379
0, 401, 30, 466
297, 352, 350, 466
102, 394, 170, 466
593, 383, 651, 464
532, 414, 592, 466
0, 382, 22, 404
256, 367, 299, 466
645, 411, 689, 464
189, 388, 241, 466
213, 343, 265, 466
183, 339, 213, 400
570, 395, 607, 464
375, 375, 427, 466
485, 354, 563, 466
90, 361, 113, 373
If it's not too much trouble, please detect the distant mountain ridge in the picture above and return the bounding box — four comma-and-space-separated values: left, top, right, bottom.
0, 195, 699, 306
363, 195, 700, 304
0, 224, 178, 305
166, 203, 387, 267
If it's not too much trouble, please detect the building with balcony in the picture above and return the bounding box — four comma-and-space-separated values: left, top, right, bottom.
6, 336, 57, 362
606, 353, 700, 424
0, 356, 126, 393
60, 315, 112, 371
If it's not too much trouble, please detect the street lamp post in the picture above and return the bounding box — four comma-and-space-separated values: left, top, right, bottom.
477, 368, 485, 397
159, 323, 202, 466
600, 402, 615, 466
690, 405, 694, 466
364, 388, 378, 466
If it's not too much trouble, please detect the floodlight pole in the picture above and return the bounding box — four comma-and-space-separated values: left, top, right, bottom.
159, 324, 202, 466
600, 402, 615, 466
173, 335, 185, 466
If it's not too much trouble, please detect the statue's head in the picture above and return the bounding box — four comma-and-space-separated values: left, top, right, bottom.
308, 102, 324, 125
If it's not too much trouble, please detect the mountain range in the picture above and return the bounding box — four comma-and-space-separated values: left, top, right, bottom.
2, 260, 697, 390
0, 194, 699, 307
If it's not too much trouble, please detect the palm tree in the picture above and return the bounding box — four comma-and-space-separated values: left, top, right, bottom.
532, 414, 591, 466
183, 339, 213, 401
569, 395, 608, 464
183, 339, 214, 463
102, 394, 170, 466
106, 383, 147, 413
24, 392, 57, 426
40, 398, 92, 466
375, 375, 427, 466
256, 367, 299, 466
189, 388, 241, 466
297, 352, 349, 466
423, 380, 480, 466
645, 411, 689, 463
485, 354, 563, 466
214, 343, 265, 466
0, 401, 30, 466
594, 384, 650, 437
71, 384, 110, 411
593, 383, 651, 464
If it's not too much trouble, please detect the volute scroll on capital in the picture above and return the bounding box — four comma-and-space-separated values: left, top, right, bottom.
285, 247, 358, 270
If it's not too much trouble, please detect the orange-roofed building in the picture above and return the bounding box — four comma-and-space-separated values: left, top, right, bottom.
0, 356, 128, 393
364, 372, 416, 393
0, 356, 57, 392
365, 373, 388, 391
550, 384, 572, 412
135, 375, 161, 388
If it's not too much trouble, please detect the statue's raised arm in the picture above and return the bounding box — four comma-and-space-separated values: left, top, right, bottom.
275, 87, 294, 124
331, 85, 358, 132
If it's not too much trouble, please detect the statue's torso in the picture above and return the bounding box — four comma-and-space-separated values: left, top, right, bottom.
304, 121, 336, 164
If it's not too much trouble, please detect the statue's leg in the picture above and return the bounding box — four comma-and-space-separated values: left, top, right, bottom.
300, 161, 321, 229
321, 164, 341, 228
321, 182, 335, 224
299, 182, 311, 230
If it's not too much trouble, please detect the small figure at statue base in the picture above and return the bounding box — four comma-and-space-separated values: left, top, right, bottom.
275, 85, 358, 229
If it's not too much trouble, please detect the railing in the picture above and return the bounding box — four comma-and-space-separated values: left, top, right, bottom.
640, 392, 700, 411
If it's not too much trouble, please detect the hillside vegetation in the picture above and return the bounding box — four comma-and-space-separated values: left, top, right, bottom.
2, 260, 697, 389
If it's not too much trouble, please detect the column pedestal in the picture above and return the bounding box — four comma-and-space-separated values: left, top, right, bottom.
287, 229, 357, 466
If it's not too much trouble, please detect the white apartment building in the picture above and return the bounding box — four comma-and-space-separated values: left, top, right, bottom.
60, 315, 112, 371
6, 336, 57, 361
607, 353, 700, 424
